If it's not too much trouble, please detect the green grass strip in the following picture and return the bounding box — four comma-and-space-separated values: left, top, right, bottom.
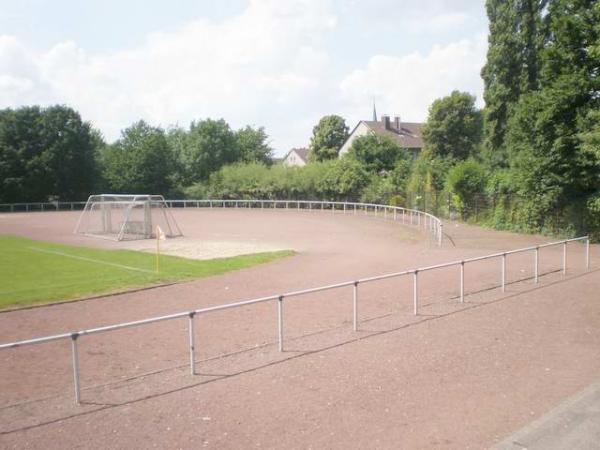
0, 235, 294, 309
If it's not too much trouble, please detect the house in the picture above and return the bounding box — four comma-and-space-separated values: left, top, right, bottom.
282, 147, 309, 167
338, 115, 424, 160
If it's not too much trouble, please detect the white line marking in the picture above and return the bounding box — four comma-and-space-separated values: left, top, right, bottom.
27, 247, 155, 274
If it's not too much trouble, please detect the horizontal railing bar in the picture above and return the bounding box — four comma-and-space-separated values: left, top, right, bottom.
194, 294, 280, 314
282, 280, 356, 298
358, 269, 414, 283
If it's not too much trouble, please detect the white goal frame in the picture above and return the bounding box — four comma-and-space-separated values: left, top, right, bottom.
74, 194, 183, 241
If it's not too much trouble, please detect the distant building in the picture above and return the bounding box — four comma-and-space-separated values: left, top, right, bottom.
282, 147, 309, 167
339, 115, 424, 160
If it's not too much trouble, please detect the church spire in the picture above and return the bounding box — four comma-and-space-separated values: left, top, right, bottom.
372, 101, 377, 121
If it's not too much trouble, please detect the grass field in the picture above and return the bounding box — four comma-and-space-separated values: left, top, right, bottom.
0, 235, 294, 310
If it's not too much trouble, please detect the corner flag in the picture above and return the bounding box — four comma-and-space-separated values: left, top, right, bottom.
156, 225, 166, 273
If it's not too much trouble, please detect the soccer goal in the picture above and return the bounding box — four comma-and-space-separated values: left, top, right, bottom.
74, 194, 183, 241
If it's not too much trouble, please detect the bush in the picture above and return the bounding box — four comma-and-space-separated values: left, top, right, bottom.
445, 159, 486, 219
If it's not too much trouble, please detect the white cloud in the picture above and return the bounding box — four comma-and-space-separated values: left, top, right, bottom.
339, 34, 487, 125
0, 0, 336, 150
0, 0, 487, 154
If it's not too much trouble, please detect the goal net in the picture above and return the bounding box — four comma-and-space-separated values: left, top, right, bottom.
74, 194, 183, 241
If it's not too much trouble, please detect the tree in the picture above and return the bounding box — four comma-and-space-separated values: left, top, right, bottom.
308, 115, 349, 162
481, 0, 544, 168
421, 91, 483, 161
236, 126, 273, 164
318, 158, 370, 201
347, 133, 407, 173
179, 119, 240, 184
101, 120, 174, 194
0, 105, 101, 202
503, 0, 600, 232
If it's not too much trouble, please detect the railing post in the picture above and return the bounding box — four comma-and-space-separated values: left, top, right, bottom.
501, 253, 506, 292
278, 296, 284, 352
586, 238, 590, 270
402, 209, 405, 224
343, 203, 347, 214
354, 204, 357, 215
353, 281, 359, 332
534, 247, 539, 284
438, 223, 443, 246
393, 208, 397, 221
188, 312, 196, 375
562, 241, 567, 275
384, 207, 387, 219
460, 261, 465, 303
413, 270, 419, 315
71, 333, 81, 404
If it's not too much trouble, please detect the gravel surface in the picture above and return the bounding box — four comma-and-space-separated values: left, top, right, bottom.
0, 208, 598, 449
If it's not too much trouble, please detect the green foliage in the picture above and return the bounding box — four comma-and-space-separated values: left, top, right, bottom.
360, 176, 397, 205
179, 119, 240, 184
236, 125, 273, 165
101, 120, 174, 194
318, 158, 370, 200
347, 133, 409, 173
478, 0, 600, 238
421, 90, 483, 160
308, 115, 349, 162
445, 159, 486, 218
0, 235, 293, 309
407, 151, 451, 197
481, 0, 544, 167
186, 159, 369, 202
0, 105, 102, 202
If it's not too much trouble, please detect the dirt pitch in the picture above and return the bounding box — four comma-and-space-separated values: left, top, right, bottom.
0, 208, 599, 449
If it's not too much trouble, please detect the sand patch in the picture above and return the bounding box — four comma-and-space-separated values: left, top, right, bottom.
122, 237, 292, 260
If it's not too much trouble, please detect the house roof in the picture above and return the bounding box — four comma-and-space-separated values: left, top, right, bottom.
285, 147, 310, 163
362, 120, 424, 149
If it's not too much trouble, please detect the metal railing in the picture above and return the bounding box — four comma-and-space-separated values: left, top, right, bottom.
0, 236, 591, 404
0, 201, 87, 212
167, 199, 444, 246
1, 198, 444, 246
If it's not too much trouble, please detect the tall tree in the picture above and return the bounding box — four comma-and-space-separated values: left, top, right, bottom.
481, 0, 544, 168
101, 120, 174, 194
505, 0, 600, 231
0, 105, 101, 202
308, 115, 349, 162
421, 91, 483, 161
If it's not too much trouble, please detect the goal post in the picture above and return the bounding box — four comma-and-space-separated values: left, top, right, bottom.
74, 194, 183, 241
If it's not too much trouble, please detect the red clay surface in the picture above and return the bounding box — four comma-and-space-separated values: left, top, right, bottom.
0, 207, 599, 449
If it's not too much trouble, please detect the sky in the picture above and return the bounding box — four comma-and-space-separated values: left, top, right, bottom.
0, 0, 489, 155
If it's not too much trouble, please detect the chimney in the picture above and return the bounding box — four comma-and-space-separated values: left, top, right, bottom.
381, 114, 390, 130
394, 116, 401, 133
